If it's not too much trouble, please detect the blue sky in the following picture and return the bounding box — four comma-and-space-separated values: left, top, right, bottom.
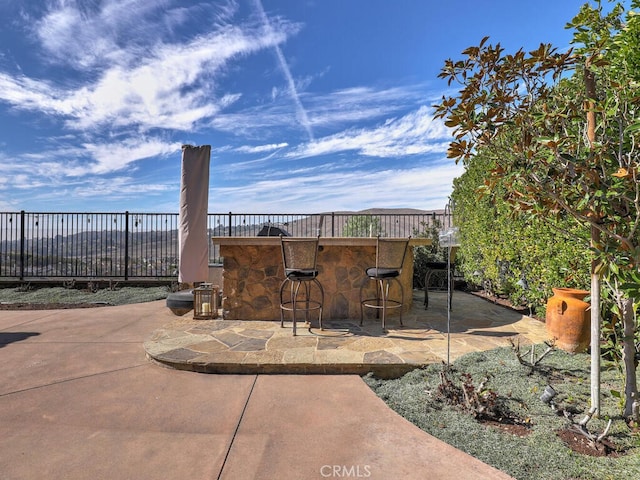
0, 0, 615, 213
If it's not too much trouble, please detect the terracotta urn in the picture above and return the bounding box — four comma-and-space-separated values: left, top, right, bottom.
545, 288, 591, 353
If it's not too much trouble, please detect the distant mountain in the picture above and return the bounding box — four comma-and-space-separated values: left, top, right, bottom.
321, 208, 444, 215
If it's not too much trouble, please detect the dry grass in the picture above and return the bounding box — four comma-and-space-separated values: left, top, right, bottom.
0, 285, 169, 307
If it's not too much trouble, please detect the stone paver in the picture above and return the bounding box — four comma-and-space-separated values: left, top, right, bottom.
145, 290, 548, 377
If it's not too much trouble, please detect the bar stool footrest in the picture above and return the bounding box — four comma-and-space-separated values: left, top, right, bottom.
280, 300, 323, 313
361, 298, 403, 311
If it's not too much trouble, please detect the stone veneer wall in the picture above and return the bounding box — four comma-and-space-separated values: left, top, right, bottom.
220, 244, 414, 321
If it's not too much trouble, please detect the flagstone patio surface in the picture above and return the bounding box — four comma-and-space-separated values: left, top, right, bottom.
145, 290, 548, 378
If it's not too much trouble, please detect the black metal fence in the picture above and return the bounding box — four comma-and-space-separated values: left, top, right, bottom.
0, 210, 451, 281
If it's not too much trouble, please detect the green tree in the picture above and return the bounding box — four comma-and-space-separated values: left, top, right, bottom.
343, 215, 383, 237
434, 0, 639, 419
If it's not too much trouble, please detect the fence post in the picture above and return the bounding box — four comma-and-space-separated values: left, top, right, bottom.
228, 212, 232, 236
19, 210, 25, 280
124, 211, 130, 280
331, 212, 335, 237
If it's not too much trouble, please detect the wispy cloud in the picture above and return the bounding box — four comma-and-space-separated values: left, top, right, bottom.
208, 84, 432, 138
0, 1, 460, 213
0, 148, 176, 211
32, 1, 246, 71
306, 85, 434, 127
2, 0, 301, 135
211, 142, 290, 173
211, 160, 464, 212
73, 138, 183, 175
9, 137, 181, 177
288, 106, 450, 159
254, 0, 313, 141
70, 176, 174, 200
234, 142, 289, 154
1, 28, 292, 133
0, 0, 306, 186
0, 73, 73, 115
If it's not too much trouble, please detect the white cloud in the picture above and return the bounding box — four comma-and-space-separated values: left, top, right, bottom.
76, 138, 183, 175
1, 1, 301, 134
60, 25, 289, 132
0, 162, 176, 210
254, 0, 313, 141
306, 85, 432, 127
5, 137, 181, 178
208, 84, 435, 138
0, 2, 463, 213
289, 106, 450, 159
210, 160, 464, 213
235, 142, 288, 154
0, 73, 74, 115
70, 176, 174, 200
208, 106, 300, 136
34, 0, 197, 68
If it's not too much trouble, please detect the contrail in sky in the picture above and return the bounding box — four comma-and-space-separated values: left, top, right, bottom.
254, 0, 314, 141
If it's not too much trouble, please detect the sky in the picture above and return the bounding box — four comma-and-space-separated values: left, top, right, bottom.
0, 0, 622, 214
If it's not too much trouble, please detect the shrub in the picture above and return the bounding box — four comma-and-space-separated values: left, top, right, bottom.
412, 219, 448, 289
450, 151, 590, 316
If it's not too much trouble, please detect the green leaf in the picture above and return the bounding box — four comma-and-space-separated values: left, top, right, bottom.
624, 121, 640, 134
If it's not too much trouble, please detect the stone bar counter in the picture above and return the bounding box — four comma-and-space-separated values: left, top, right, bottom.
211, 237, 431, 321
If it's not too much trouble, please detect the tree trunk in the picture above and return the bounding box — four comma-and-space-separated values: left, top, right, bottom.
620, 297, 639, 419
590, 242, 601, 415
585, 64, 601, 415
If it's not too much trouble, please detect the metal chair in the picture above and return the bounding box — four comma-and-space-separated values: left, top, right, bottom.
279, 235, 324, 336
424, 246, 458, 310
360, 236, 410, 331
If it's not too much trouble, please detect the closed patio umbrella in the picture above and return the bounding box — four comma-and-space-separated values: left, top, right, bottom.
178, 144, 210, 283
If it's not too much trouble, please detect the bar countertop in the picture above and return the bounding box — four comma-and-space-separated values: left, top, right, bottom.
211, 236, 432, 246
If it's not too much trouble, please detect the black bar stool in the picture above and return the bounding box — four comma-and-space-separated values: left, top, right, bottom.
424, 246, 458, 310
360, 236, 410, 331
279, 235, 324, 336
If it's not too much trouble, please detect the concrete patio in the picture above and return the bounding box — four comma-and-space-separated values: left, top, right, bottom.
0, 289, 545, 479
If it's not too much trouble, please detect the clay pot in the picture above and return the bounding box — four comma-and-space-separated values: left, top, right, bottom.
545, 288, 590, 353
